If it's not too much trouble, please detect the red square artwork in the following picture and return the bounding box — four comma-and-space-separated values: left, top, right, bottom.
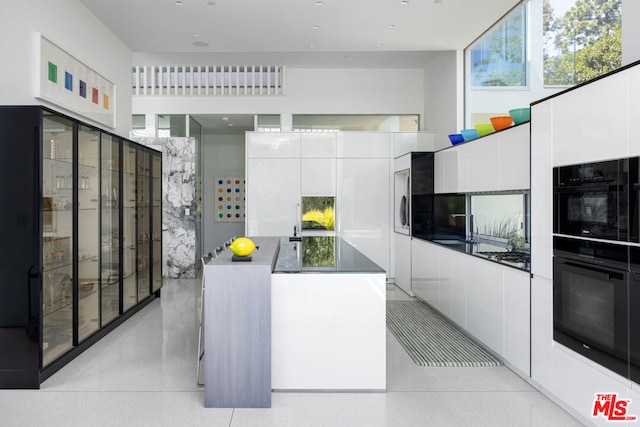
92, 88, 99, 104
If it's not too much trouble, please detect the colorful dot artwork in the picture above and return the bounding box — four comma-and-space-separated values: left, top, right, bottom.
214, 176, 245, 222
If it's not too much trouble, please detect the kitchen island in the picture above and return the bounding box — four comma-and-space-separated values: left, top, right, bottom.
272, 236, 386, 391
203, 236, 386, 408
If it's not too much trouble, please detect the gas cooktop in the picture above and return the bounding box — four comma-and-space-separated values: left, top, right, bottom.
477, 250, 530, 264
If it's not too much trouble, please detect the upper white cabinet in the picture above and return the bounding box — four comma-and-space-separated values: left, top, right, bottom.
247, 132, 301, 158
465, 137, 500, 193
246, 158, 301, 236
301, 158, 336, 196
337, 132, 390, 158
393, 132, 435, 158
552, 70, 629, 165
629, 66, 640, 157
338, 158, 390, 274
498, 124, 530, 191
434, 148, 462, 194
434, 125, 530, 193
301, 132, 336, 158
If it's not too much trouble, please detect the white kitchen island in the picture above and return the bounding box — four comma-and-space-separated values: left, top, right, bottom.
272, 236, 386, 391
203, 236, 386, 408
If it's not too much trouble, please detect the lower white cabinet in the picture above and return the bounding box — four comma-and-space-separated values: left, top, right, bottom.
465, 256, 504, 355
411, 239, 530, 374
394, 232, 412, 295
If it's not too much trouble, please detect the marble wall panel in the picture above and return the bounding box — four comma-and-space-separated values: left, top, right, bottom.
134, 137, 197, 278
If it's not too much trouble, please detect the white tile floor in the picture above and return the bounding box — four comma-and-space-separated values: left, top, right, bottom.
0, 278, 583, 426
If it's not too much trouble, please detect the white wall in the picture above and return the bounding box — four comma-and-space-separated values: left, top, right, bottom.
0, 0, 132, 137
202, 133, 246, 251
423, 51, 460, 150
132, 66, 427, 128
623, 0, 640, 65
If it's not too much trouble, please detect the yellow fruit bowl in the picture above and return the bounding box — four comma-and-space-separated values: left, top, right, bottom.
230, 237, 256, 257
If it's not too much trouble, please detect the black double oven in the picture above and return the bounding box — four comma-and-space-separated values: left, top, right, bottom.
553, 158, 640, 381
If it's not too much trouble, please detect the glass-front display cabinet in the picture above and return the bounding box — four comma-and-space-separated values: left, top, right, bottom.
152, 154, 162, 292
122, 142, 138, 311
0, 106, 162, 389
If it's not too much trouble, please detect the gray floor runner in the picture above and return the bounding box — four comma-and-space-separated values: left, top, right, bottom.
387, 301, 502, 367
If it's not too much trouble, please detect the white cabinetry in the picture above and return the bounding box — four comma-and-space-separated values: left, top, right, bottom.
552, 70, 629, 165
434, 125, 530, 194
393, 132, 435, 158
411, 238, 530, 374
301, 158, 336, 196
530, 102, 554, 279
465, 255, 504, 355
337, 158, 390, 274
246, 132, 301, 158
301, 132, 336, 158
337, 132, 390, 158
499, 124, 530, 191
246, 158, 300, 236
394, 233, 412, 295
247, 131, 392, 278
434, 148, 462, 194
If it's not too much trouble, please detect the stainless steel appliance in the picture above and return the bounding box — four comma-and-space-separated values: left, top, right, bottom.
553, 159, 629, 241
553, 236, 629, 378
394, 169, 410, 235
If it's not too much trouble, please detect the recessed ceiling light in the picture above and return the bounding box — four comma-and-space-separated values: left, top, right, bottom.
309, 44, 316, 48
312, 25, 320, 30
207, 0, 216, 5
400, 0, 409, 4
387, 24, 395, 29
192, 41, 209, 47
176, 0, 183, 5
192, 33, 200, 37
315, 1, 324, 5
227, 123, 234, 127
376, 43, 384, 48
221, 117, 229, 121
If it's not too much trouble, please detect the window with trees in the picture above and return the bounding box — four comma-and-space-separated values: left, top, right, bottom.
470, 4, 527, 87
543, 0, 622, 86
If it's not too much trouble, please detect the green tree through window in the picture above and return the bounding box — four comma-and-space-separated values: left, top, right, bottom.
543, 0, 622, 85
470, 5, 527, 87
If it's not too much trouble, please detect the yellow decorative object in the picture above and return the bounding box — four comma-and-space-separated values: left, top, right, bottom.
229, 237, 256, 257
302, 206, 335, 230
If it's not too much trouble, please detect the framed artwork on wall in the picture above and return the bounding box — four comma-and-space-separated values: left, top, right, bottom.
215, 177, 245, 222
34, 33, 116, 128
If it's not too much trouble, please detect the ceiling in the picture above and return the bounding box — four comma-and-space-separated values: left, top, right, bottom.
80, 0, 521, 135
79, 0, 520, 55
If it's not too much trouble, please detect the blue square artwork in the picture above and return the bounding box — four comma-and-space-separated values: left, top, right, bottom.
79, 80, 86, 98
65, 71, 73, 91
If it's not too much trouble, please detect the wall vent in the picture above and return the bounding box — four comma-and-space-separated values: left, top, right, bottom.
132, 65, 285, 96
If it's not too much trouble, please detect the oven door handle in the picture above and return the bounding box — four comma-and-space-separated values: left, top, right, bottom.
558, 259, 623, 281
554, 184, 610, 193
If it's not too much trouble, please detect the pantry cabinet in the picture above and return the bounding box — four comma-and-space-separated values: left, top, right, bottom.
0, 106, 162, 388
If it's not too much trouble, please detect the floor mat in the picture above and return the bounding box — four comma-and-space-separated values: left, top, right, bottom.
386, 300, 502, 367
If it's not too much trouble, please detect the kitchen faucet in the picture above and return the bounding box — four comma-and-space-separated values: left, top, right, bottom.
451, 213, 477, 244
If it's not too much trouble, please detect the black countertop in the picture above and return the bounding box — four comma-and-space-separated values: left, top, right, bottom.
273, 236, 385, 274
413, 235, 531, 272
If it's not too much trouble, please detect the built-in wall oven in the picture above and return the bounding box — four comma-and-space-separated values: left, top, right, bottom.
553, 236, 629, 378
554, 159, 629, 241
629, 247, 640, 383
